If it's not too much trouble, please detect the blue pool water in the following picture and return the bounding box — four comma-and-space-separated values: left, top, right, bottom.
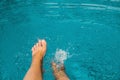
0, 0, 120, 80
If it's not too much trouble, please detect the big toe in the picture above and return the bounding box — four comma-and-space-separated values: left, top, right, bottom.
42, 40, 47, 50
42, 40, 46, 46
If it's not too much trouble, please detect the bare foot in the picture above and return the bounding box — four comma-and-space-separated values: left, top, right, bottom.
32, 40, 47, 62
24, 40, 47, 80
52, 62, 69, 80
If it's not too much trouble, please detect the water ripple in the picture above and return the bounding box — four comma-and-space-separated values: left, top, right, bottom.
44, 2, 120, 11
81, 3, 120, 11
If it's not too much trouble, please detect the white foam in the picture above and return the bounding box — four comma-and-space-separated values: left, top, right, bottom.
47, 6, 59, 8
44, 2, 58, 5
81, 3, 106, 8
110, 0, 120, 2
54, 49, 68, 68
80, 3, 120, 11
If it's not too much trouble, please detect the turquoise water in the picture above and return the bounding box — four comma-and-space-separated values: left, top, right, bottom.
0, 0, 120, 80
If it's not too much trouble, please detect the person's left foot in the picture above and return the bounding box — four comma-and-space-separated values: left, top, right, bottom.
32, 40, 47, 61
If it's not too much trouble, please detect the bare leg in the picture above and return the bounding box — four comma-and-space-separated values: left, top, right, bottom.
24, 40, 47, 80
52, 62, 69, 80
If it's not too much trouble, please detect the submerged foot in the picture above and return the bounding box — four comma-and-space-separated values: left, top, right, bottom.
32, 40, 47, 61
52, 62, 69, 80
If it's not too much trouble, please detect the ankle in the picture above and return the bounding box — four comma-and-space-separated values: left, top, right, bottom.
31, 58, 42, 66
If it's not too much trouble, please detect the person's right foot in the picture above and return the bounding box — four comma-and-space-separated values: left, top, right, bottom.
52, 62, 69, 80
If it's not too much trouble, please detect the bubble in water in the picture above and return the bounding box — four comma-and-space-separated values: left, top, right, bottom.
54, 49, 68, 69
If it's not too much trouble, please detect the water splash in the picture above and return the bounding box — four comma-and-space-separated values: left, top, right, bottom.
54, 49, 68, 68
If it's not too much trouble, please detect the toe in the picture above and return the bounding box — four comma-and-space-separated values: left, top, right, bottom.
41, 40, 47, 51
36, 43, 39, 47
42, 40, 47, 46
32, 45, 36, 51
38, 40, 42, 46
32, 46, 36, 56
32, 47, 34, 52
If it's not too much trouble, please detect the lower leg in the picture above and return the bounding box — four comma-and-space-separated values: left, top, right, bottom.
24, 58, 42, 80
52, 62, 69, 80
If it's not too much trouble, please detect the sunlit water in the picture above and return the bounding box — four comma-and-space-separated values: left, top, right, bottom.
0, 0, 120, 80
